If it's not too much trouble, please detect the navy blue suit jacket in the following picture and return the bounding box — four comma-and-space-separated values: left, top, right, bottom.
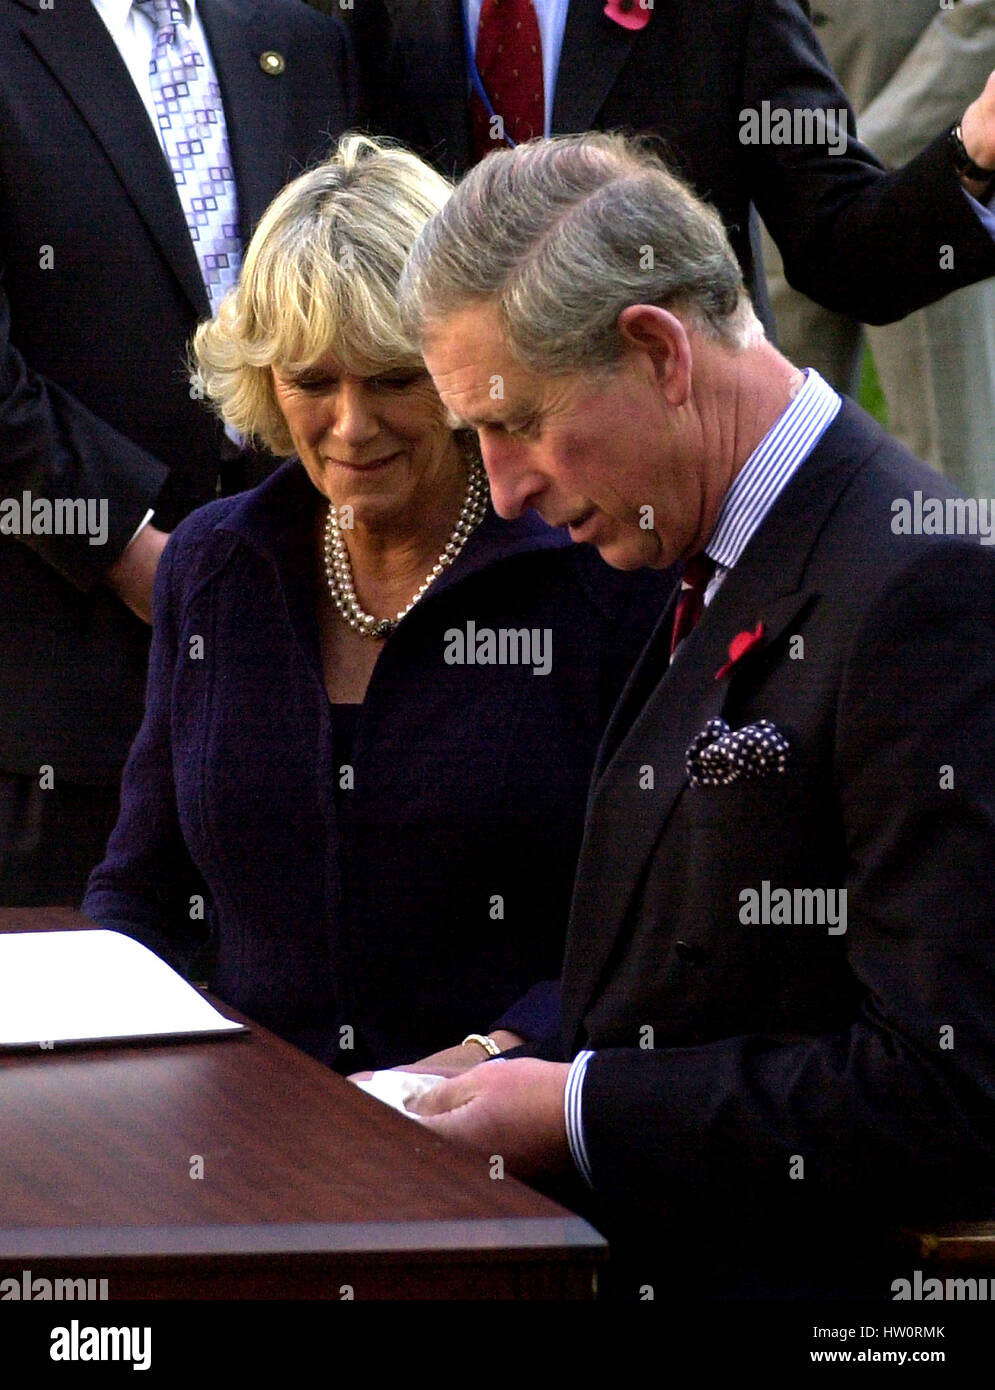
0, 0, 356, 782
560, 401, 995, 1296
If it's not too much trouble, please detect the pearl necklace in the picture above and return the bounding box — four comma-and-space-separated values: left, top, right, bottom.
322, 457, 489, 640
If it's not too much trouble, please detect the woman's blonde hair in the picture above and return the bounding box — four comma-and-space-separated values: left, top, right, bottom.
192, 134, 454, 455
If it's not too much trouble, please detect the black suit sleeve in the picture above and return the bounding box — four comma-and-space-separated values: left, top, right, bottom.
0, 289, 169, 590
744, 0, 995, 323
578, 543, 995, 1229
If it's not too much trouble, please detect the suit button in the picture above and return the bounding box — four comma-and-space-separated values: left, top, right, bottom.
674, 940, 709, 966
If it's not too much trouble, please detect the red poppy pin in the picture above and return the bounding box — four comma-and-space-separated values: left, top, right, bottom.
603, 0, 653, 32
716, 622, 765, 681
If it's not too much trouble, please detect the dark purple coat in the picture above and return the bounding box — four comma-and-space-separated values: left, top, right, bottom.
85, 460, 672, 1071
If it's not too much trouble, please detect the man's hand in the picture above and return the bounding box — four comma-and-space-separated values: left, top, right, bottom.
960, 68, 995, 193
347, 1030, 524, 1083
105, 524, 170, 625
407, 1057, 571, 1181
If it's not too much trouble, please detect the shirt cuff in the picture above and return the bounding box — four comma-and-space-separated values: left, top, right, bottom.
564, 1049, 595, 1187
962, 185, 995, 235
127, 508, 155, 548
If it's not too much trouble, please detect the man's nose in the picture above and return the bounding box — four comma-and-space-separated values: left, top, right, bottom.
479, 435, 544, 520
331, 380, 379, 446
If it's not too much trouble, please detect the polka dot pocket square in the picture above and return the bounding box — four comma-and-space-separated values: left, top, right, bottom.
686, 717, 792, 789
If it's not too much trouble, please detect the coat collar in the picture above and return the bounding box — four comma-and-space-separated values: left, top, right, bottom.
561, 398, 885, 1047
592, 398, 879, 780
198, 0, 295, 249
211, 457, 573, 596
553, 0, 645, 134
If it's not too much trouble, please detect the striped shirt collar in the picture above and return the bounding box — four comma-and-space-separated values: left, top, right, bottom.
705, 368, 841, 574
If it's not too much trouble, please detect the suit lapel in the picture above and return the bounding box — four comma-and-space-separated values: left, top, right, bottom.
17, 0, 209, 318
199, 0, 293, 239
552, 0, 641, 133
589, 576, 680, 787
562, 403, 878, 1045
562, 584, 746, 1041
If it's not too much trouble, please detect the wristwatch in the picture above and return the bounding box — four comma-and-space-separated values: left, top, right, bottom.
949, 121, 995, 186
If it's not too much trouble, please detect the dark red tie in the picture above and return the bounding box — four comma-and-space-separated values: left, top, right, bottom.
470, 0, 544, 164
670, 553, 716, 660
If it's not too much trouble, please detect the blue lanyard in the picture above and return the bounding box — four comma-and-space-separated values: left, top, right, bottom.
461, 2, 518, 148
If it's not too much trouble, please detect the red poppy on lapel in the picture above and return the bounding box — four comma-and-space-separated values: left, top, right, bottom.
603, 0, 653, 33
715, 622, 765, 681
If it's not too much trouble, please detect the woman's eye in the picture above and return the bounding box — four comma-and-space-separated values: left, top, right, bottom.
283, 371, 424, 393
371, 373, 423, 391
292, 377, 335, 393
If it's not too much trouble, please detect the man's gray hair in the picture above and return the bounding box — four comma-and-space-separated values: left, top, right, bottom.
400, 131, 764, 373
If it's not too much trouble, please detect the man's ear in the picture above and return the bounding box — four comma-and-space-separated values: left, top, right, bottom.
617, 304, 692, 405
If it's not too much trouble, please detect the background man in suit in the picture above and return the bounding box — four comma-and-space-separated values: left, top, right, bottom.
761, 0, 995, 497
0, 0, 356, 904
401, 133, 995, 1298
334, 0, 995, 335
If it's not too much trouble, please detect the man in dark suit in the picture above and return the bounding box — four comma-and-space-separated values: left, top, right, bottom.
0, 0, 356, 903
403, 133, 995, 1298
335, 0, 995, 332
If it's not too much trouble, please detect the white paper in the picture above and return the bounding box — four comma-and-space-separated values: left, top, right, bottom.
355, 1069, 447, 1117
0, 929, 245, 1047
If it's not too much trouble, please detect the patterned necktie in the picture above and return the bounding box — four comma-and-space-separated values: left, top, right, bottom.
669, 552, 716, 661
470, 0, 544, 164
135, 0, 242, 315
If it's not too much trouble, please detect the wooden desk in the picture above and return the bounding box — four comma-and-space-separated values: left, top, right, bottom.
0, 908, 605, 1299
901, 1221, 995, 1273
